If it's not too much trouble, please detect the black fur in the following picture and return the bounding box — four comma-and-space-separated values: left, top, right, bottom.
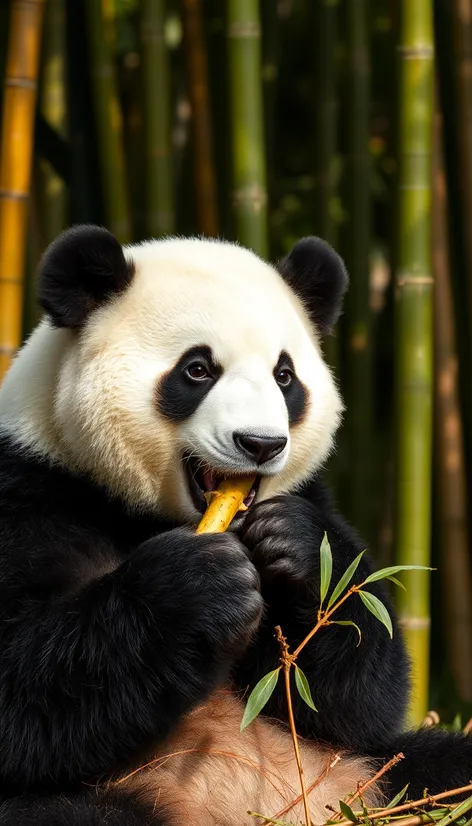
278, 236, 348, 334
157, 344, 222, 422
1, 431, 471, 825
274, 350, 308, 424
0, 432, 261, 794
38, 225, 135, 328
0, 789, 158, 826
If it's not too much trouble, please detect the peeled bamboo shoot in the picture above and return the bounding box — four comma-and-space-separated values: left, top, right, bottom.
196, 477, 255, 534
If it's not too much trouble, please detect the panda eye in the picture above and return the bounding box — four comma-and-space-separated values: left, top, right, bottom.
275, 368, 293, 388
185, 362, 211, 382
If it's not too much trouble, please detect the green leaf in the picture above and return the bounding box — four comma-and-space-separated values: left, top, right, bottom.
294, 665, 318, 712
320, 532, 333, 606
240, 668, 281, 731
358, 591, 393, 638
363, 565, 433, 585
452, 713, 462, 732
387, 575, 407, 592
385, 784, 409, 809
331, 620, 362, 646
339, 801, 359, 823
327, 551, 365, 609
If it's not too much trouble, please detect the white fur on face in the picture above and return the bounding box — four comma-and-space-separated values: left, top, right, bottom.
0, 238, 343, 523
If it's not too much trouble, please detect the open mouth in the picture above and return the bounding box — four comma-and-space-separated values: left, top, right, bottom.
183, 454, 261, 515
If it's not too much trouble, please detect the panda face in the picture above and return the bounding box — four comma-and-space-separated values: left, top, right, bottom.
0, 228, 347, 524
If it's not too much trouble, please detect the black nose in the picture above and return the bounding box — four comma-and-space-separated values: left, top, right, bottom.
233, 433, 287, 465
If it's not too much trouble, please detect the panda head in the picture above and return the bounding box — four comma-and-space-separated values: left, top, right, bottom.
1, 225, 347, 523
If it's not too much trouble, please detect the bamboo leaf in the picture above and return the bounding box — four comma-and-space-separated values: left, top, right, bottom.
387, 576, 407, 592
294, 665, 318, 712
434, 793, 472, 826
386, 784, 409, 809
363, 565, 433, 585
358, 591, 393, 638
339, 801, 359, 823
331, 620, 362, 646
320, 531, 333, 606
327, 551, 365, 609
240, 668, 281, 731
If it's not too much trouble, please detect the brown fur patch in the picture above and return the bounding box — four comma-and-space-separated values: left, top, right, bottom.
116, 691, 381, 825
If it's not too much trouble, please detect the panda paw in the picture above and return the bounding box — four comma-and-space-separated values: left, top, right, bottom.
128, 528, 264, 657
241, 495, 323, 587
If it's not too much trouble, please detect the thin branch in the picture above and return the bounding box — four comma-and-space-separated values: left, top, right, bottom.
276, 625, 312, 826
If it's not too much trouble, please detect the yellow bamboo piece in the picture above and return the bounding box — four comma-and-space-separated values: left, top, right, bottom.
0, 0, 45, 380
196, 477, 255, 534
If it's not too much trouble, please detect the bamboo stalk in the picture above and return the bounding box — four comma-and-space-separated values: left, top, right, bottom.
313, 0, 340, 491
0, 0, 45, 381
342, 0, 373, 540
182, 0, 218, 237
394, 0, 435, 725
85, 0, 131, 243
450, 0, 472, 371
141, 0, 175, 237
433, 98, 472, 702
260, 0, 279, 201
314, 0, 339, 247
227, 0, 268, 257
37, 0, 68, 248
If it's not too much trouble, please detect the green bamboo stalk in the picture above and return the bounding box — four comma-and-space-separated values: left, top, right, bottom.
313, 0, 340, 490
37, 0, 68, 247
141, 0, 174, 237
433, 100, 472, 702
182, 0, 218, 237
85, 0, 131, 243
342, 0, 373, 540
394, 0, 435, 725
260, 0, 279, 201
227, 0, 268, 257
314, 0, 339, 247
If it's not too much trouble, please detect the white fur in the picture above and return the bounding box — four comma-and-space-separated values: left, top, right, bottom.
0, 237, 343, 522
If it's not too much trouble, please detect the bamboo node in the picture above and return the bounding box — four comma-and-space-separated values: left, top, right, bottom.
232, 185, 268, 212
396, 274, 433, 288
396, 44, 434, 60
0, 189, 29, 200
228, 21, 260, 39
398, 617, 431, 630
5, 77, 38, 89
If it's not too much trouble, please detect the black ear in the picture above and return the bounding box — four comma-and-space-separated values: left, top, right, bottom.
278, 237, 348, 335
37, 224, 135, 328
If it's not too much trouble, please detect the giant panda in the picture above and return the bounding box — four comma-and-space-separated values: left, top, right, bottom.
0, 226, 470, 826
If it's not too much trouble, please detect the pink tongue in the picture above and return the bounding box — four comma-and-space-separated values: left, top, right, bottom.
202, 467, 218, 492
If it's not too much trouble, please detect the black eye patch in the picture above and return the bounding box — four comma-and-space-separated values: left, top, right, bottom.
156, 345, 222, 422
274, 351, 308, 425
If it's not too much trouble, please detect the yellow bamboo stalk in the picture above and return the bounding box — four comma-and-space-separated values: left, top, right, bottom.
0, 0, 45, 381
196, 477, 254, 534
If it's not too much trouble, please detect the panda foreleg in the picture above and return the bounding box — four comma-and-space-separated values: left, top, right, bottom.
239, 492, 409, 753
368, 727, 472, 801
0, 529, 262, 791
0, 789, 159, 826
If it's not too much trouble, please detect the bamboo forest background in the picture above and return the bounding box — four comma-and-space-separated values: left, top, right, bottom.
0, 0, 471, 727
